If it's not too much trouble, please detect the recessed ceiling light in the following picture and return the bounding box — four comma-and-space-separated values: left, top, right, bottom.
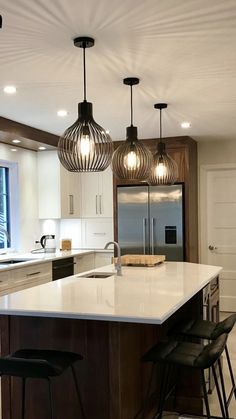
11, 148, 17, 152
181, 121, 191, 129
57, 110, 68, 117
12, 139, 21, 144
38, 146, 46, 151
3, 85, 17, 94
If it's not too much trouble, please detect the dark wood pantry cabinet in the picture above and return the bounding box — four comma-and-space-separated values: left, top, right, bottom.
113, 136, 198, 262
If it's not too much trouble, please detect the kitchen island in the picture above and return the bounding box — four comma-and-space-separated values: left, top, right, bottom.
0, 262, 221, 419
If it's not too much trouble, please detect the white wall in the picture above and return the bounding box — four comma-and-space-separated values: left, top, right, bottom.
0, 143, 40, 252
198, 139, 236, 166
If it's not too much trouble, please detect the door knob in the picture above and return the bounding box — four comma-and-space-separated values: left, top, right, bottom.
208, 245, 217, 251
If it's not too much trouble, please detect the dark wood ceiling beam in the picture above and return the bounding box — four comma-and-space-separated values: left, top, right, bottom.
0, 116, 59, 147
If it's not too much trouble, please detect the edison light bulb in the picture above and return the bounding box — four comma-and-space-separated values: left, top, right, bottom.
124, 150, 140, 171
80, 134, 94, 158
155, 162, 167, 178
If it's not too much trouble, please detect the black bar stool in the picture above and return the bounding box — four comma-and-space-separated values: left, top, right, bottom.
0, 348, 85, 419
176, 314, 236, 409
141, 333, 229, 419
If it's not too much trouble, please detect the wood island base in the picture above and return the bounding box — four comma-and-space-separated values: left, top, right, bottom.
0, 292, 203, 419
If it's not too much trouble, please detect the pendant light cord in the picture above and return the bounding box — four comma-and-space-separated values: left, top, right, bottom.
83, 45, 87, 101
130, 85, 133, 126
159, 108, 162, 142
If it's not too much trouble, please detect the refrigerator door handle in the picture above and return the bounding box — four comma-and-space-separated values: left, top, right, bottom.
151, 218, 155, 255
142, 218, 146, 255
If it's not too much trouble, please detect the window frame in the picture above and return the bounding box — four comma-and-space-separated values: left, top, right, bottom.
0, 159, 19, 251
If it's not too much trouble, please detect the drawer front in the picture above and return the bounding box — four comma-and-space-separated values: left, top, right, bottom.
9, 262, 52, 289
0, 271, 13, 293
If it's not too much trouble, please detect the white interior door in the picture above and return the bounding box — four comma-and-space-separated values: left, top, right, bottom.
201, 166, 236, 312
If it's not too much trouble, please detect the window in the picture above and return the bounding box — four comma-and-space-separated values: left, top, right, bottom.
0, 166, 10, 248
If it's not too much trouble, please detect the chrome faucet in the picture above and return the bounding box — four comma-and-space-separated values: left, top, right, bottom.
104, 241, 122, 276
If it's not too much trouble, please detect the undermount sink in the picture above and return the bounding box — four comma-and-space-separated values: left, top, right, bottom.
0, 259, 36, 265
80, 272, 114, 279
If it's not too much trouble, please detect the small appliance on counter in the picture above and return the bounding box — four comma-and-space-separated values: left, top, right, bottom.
33, 235, 56, 253
60, 238, 72, 251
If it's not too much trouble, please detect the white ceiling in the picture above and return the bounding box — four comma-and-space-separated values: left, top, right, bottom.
0, 0, 236, 142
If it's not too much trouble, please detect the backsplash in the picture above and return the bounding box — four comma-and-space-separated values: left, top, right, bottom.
39, 218, 113, 250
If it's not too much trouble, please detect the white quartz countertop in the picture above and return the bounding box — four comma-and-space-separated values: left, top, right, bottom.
0, 249, 113, 271
0, 262, 222, 324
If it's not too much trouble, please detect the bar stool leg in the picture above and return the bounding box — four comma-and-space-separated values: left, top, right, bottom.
218, 359, 229, 419
212, 364, 226, 419
47, 378, 54, 419
225, 345, 236, 402
22, 378, 26, 419
200, 369, 211, 419
71, 365, 86, 419
153, 363, 170, 419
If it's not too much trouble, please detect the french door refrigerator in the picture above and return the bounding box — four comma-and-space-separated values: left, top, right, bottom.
117, 184, 184, 261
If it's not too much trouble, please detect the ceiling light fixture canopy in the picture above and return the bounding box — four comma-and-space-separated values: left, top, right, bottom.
111, 77, 152, 180
149, 103, 178, 185
57, 36, 113, 172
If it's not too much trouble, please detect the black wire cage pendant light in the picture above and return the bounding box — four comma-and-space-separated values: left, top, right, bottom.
111, 77, 152, 180
57, 37, 113, 172
149, 103, 178, 185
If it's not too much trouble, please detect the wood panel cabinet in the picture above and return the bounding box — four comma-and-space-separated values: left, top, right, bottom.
113, 136, 198, 262
81, 167, 113, 218
94, 251, 113, 268
74, 253, 95, 274
0, 262, 52, 296
38, 151, 81, 219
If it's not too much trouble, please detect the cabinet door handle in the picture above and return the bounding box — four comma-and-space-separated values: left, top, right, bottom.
99, 195, 102, 214
53, 263, 76, 270
143, 218, 146, 255
69, 195, 74, 215
151, 218, 155, 255
96, 195, 98, 214
26, 271, 41, 277
93, 232, 106, 236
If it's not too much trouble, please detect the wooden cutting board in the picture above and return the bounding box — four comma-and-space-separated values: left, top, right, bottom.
118, 254, 165, 267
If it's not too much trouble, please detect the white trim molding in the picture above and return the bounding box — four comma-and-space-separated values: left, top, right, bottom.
199, 163, 236, 264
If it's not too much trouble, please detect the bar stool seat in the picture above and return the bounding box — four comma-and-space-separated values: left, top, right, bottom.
0, 348, 85, 419
142, 334, 229, 419
177, 313, 236, 340
176, 313, 236, 410
5, 348, 83, 377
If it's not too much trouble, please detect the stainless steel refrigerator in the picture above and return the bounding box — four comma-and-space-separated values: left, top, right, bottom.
117, 184, 184, 261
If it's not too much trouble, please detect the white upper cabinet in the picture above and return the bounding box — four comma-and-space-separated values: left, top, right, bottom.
81, 167, 113, 218
38, 151, 81, 219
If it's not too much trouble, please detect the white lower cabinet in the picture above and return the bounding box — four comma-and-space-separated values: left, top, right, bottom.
0, 262, 52, 296
74, 253, 95, 274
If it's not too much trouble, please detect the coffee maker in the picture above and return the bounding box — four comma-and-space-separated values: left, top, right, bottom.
39, 235, 56, 253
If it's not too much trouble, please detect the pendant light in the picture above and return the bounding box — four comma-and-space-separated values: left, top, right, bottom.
149, 103, 178, 185
111, 77, 152, 180
57, 37, 113, 172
